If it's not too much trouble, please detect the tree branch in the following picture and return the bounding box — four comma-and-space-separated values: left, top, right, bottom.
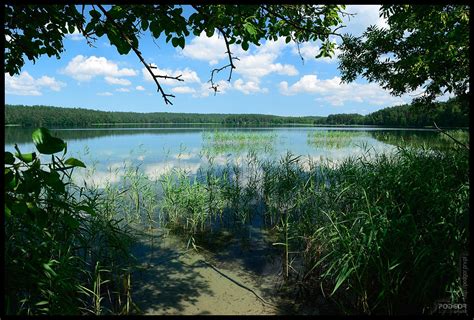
207, 28, 240, 91
433, 122, 469, 150
191, 5, 239, 94
96, 4, 179, 105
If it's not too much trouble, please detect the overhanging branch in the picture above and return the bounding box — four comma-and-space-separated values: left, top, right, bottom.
97, 4, 180, 105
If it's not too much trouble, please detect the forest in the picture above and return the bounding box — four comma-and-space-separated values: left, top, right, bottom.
5, 95, 469, 128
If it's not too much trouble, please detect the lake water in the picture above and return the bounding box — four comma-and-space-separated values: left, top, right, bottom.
3, 125, 461, 314
5, 125, 444, 189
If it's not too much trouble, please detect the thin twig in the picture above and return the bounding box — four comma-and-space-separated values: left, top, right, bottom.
433, 122, 469, 150
191, 5, 239, 93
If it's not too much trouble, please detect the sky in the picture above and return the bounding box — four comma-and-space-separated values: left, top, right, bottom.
4, 5, 452, 117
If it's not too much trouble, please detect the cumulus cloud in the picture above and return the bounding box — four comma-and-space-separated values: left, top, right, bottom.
105, 76, 131, 86
233, 37, 298, 83
116, 88, 130, 92
171, 86, 196, 94
233, 78, 268, 95
5, 71, 66, 96
135, 85, 145, 91
181, 32, 229, 65
342, 5, 389, 36
280, 74, 407, 107
65, 26, 84, 41
97, 91, 113, 96
291, 41, 342, 63
193, 80, 233, 98
62, 55, 137, 81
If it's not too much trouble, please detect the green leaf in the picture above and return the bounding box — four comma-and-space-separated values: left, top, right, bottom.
45, 170, 65, 194
43, 263, 58, 277
5, 168, 17, 190
77, 205, 96, 216
5, 151, 15, 164
15, 151, 36, 163
206, 28, 214, 37
89, 9, 101, 19
244, 22, 257, 36
65, 157, 86, 168
107, 28, 131, 55
11, 201, 28, 215
177, 37, 185, 49
141, 19, 149, 31
5, 205, 11, 219
242, 41, 249, 51
285, 36, 292, 43
171, 37, 179, 47
32, 127, 66, 154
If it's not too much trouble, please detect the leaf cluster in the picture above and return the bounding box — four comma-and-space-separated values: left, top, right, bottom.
338, 5, 469, 103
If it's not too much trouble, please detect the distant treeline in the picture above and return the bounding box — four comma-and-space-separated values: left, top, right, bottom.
5, 96, 469, 128
4, 105, 322, 127
326, 96, 469, 127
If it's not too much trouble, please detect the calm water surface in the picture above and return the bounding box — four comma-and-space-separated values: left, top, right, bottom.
6, 125, 442, 188
4, 125, 455, 314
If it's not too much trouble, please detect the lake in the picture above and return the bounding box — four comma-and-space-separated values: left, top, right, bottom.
5, 125, 446, 189
4, 124, 467, 315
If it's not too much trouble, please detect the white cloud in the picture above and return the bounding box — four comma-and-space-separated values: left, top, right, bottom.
65, 25, 83, 41
116, 88, 130, 92
97, 91, 113, 96
62, 55, 137, 81
142, 65, 200, 86
233, 37, 298, 82
233, 79, 268, 95
193, 80, 232, 98
135, 85, 145, 91
105, 76, 131, 86
342, 5, 389, 36
280, 74, 407, 107
291, 41, 342, 63
181, 32, 229, 65
143, 162, 201, 180
171, 86, 196, 94
5, 71, 66, 96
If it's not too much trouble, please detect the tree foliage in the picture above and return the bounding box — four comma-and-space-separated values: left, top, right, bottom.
6, 97, 468, 128
5, 4, 347, 104
338, 5, 470, 105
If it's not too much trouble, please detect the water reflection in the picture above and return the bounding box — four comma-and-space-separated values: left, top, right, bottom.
5, 125, 461, 191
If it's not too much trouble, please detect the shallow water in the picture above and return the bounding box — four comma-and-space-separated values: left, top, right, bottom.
130, 228, 295, 315
5, 125, 457, 315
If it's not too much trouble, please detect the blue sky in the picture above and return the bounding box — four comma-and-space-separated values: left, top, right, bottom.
4, 5, 451, 117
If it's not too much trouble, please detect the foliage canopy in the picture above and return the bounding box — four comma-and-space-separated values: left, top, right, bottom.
338, 5, 470, 104
5, 4, 346, 104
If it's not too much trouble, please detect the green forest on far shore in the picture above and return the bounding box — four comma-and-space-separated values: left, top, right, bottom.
5, 96, 469, 128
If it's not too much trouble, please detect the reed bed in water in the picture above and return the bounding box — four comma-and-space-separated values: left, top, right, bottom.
202, 130, 277, 154
9, 131, 467, 315
307, 130, 369, 149
156, 143, 469, 315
